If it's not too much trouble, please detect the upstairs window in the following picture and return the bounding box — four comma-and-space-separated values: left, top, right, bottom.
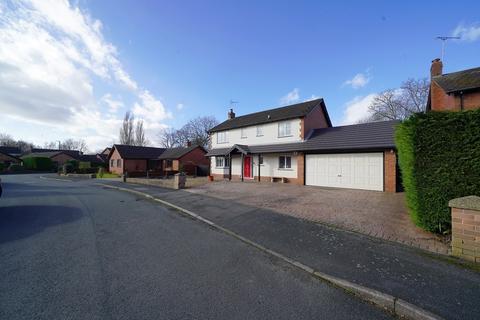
278, 121, 291, 137
241, 128, 247, 139
256, 125, 263, 137
217, 131, 228, 144
279, 156, 291, 169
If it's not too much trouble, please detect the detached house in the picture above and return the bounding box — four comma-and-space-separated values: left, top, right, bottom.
158, 144, 209, 176
207, 99, 400, 192
426, 58, 480, 111
108, 145, 165, 176
0, 146, 22, 167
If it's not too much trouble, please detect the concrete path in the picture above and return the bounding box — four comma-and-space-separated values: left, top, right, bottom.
0, 174, 392, 320
101, 179, 480, 320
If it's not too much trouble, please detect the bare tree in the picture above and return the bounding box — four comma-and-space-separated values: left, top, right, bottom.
157, 127, 180, 148
0, 133, 15, 146
157, 116, 219, 149
134, 120, 148, 146
44, 139, 88, 152
365, 78, 429, 122
119, 111, 135, 145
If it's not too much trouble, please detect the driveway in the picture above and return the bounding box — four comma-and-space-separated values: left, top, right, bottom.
188, 181, 449, 254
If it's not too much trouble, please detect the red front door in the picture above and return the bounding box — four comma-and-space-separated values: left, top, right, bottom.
243, 156, 251, 178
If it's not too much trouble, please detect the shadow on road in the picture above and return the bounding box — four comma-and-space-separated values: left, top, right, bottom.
0, 205, 83, 244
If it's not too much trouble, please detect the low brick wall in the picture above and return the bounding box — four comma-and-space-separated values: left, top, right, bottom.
449, 196, 480, 263
126, 176, 208, 189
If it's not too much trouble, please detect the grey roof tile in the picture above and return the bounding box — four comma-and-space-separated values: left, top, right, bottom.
433, 67, 480, 93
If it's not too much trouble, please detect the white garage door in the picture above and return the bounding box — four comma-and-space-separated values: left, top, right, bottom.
305, 153, 384, 191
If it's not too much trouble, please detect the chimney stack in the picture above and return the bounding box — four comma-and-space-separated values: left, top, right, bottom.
430, 58, 443, 77
228, 108, 235, 120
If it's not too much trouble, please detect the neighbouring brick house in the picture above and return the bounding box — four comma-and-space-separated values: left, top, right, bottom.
96, 147, 111, 164
207, 99, 400, 192
108, 145, 165, 176
23, 151, 78, 167
0, 146, 22, 168
158, 144, 209, 176
426, 58, 480, 111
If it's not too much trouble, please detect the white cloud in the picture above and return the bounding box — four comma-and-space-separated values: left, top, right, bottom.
340, 94, 377, 125
343, 72, 371, 89
176, 103, 184, 110
280, 88, 300, 104
452, 22, 480, 42
0, 0, 170, 149
132, 90, 172, 130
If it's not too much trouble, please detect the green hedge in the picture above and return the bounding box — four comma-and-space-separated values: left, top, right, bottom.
395, 110, 480, 233
23, 157, 53, 171
0, 162, 4, 171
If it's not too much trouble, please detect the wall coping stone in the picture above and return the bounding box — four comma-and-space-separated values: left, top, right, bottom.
449, 195, 480, 211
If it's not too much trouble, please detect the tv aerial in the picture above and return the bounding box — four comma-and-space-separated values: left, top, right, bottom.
436, 36, 460, 60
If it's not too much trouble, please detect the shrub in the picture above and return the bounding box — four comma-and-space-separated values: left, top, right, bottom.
395, 110, 480, 233
97, 167, 104, 178
8, 163, 25, 172
22, 157, 53, 171
0, 163, 4, 172
78, 161, 91, 169
66, 159, 79, 169
75, 167, 97, 174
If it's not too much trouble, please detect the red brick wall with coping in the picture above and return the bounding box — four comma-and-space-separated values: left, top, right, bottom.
384, 150, 397, 193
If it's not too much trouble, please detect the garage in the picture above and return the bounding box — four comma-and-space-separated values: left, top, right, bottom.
305, 153, 384, 191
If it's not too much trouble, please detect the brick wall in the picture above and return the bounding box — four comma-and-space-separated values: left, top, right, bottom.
211, 173, 302, 185
297, 153, 305, 185
384, 150, 396, 193
449, 196, 480, 263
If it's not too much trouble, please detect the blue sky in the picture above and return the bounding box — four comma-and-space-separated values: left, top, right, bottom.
1, 0, 479, 150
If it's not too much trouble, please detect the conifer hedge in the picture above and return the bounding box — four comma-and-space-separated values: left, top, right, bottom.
395, 110, 480, 233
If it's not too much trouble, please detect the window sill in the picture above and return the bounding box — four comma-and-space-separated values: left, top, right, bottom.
216, 142, 229, 144
278, 135, 293, 138
256, 135, 264, 137
278, 168, 293, 171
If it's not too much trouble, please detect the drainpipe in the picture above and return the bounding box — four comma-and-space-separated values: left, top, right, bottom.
459, 91, 464, 110
241, 153, 244, 182
258, 154, 261, 182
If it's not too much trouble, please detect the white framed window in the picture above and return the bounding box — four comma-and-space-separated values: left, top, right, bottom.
241, 128, 247, 139
256, 125, 263, 137
215, 156, 230, 168
110, 159, 114, 167
278, 121, 291, 137
217, 131, 228, 144
116, 159, 121, 167
278, 155, 291, 169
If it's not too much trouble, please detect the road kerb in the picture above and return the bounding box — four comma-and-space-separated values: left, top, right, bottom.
98, 183, 444, 320
39, 176, 73, 182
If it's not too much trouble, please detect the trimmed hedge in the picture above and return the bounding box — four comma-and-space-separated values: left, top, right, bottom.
23, 157, 53, 171
395, 110, 480, 233
79, 161, 91, 169
0, 163, 4, 171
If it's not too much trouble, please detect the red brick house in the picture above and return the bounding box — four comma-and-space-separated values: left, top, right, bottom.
23, 150, 79, 166
158, 144, 209, 176
108, 145, 165, 176
0, 146, 21, 168
426, 58, 480, 111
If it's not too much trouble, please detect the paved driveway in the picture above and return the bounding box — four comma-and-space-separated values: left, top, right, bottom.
188, 181, 449, 254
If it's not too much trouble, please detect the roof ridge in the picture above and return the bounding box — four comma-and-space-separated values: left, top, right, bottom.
433, 66, 480, 78
228, 98, 323, 120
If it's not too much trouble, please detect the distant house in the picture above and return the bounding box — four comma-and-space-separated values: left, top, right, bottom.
78, 154, 105, 167
108, 145, 165, 176
96, 147, 111, 163
158, 144, 209, 176
426, 58, 480, 111
0, 146, 22, 167
23, 151, 78, 166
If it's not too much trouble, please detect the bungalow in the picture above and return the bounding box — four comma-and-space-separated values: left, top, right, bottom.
108, 144, 165, 176
23, 151, 78, 167
426, 58, 480, 111
158, 144, 209, 176
0, 146, 22, 167
207, 98, 400, 192
96, 147, 111, 163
